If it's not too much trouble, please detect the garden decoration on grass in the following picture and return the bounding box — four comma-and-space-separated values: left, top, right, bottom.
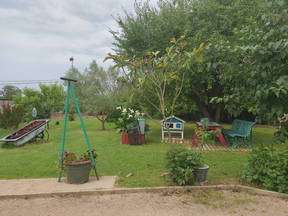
112, 106, 145, 145
222, 119, 255, 148
0, 120, 49, 146
161, 116, 185, 140
57, 77, 99, 183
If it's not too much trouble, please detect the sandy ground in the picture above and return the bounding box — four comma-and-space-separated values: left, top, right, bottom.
0, 190, 288, 216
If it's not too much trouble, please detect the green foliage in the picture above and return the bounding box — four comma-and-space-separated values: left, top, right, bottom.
13, 84, 65, 120
0, 104, 24, 129
216, 0, 288, 121
111, 0, 262, 121
107, 36, 205, 119
196, 128, 218, 146
65, 61, 125, 130
166, 146, 204, 185
0, 85, 21, 99
111, 0, 287, 124
274, 114, 288, 144
244, 147, 288, 193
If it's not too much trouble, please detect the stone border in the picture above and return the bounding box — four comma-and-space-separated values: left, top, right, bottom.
0, 185, 287, 200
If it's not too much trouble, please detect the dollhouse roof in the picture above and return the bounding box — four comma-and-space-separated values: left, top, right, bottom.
161, 115, 185, 123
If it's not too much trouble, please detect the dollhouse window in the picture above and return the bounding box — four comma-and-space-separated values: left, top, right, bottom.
176, 123, 181, 129
165, 123, 174, 128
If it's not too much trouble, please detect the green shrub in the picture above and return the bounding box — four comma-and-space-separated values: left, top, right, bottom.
0, 104, 24, 129
166, 146, 204, 185
274, 114, 288, 144
244, 147, 288, 193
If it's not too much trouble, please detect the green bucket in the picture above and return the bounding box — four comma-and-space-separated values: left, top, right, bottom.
65, 160, 91, 184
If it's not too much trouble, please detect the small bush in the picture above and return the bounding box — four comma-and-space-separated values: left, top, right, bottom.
244, 147, 288, 193
0, 104, 24, 129
166, 146, 204, 185
274, 113, 288, 144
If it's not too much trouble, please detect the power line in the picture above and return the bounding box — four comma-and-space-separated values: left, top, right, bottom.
0, 80, 62, 85
0, 80, 59, 83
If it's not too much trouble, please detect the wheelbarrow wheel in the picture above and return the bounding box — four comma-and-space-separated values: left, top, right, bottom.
35, 129, 49, 142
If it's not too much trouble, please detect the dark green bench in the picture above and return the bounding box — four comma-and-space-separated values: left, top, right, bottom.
222, 119, 255, 148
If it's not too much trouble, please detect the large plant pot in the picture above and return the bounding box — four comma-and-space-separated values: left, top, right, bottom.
193, 165, 209, 183
65, 160, 91, 184
121, 133, 129, 144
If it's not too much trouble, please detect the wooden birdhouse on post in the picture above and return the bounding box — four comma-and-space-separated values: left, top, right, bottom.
161, 116, 185, 140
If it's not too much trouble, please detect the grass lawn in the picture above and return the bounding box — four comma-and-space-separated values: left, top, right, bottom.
0, 119, 286, 187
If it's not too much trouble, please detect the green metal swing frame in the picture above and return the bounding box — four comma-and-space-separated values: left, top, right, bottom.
57, 77, 99, 182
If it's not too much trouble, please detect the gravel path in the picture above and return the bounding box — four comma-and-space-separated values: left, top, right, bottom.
1, 190, 288, 216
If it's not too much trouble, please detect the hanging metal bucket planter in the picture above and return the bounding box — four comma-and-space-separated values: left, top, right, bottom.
65, 160, 92, 184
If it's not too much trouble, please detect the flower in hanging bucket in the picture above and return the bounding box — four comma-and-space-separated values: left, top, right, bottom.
63, 150, 97, 165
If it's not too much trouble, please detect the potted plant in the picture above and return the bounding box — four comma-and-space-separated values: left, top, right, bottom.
166, 146, 209, 185
194, 123, 218, 149
112, 107, 144, 144
63, 150, 97, 184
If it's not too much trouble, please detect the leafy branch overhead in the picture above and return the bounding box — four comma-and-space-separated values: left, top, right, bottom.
105, 36, 205, 118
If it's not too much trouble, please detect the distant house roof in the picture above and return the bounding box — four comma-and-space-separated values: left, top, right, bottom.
161, 115, 185, 123
0, 99, 13, 112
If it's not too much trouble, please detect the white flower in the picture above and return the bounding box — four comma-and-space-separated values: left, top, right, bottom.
135, 111, 140, 117
122, 108, 127, 113
141, 112, 145, 116
116, 106, 121, 110
128, 114, 133, 118
129, 108, 134, 113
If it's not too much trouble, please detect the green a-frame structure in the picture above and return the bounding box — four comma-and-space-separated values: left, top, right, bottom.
57, 77, 99, 182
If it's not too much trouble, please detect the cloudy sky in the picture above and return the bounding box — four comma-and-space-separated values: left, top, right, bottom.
0, 0, 156, 88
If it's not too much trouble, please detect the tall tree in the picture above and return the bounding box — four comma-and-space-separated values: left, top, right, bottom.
111, 0, 263, 121
213, 0, 288, 121
0, 85, 21, 99
65, 61, 123, 130
107, 36, 205, 120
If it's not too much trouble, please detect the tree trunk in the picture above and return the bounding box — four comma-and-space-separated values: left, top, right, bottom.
193, 96, 211, 119
96, 114, 107, 130
100, 120, 105, 130
214, 104, 222, 122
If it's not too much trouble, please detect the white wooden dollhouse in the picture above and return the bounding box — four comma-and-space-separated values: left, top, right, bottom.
161, 116, 185, 140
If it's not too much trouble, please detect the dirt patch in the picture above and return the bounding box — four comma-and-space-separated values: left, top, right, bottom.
0, 190, 287, 216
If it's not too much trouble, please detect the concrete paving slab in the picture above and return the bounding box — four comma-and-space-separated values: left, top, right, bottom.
0, 176, 116, 197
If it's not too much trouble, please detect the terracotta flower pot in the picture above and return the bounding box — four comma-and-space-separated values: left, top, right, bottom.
121, 133, 130, 144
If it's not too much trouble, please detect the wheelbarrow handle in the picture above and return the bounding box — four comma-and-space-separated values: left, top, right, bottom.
60, 77, 77, 82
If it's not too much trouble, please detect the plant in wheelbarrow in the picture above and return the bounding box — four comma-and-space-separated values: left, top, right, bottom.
166, 146, 209, 185
63, 150, 97, 184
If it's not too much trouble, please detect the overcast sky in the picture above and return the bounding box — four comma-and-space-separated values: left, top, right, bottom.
0, 0, 156, 88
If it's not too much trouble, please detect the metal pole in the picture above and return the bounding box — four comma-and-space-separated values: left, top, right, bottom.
70, 84, 99, 180
57, 82, 71, 182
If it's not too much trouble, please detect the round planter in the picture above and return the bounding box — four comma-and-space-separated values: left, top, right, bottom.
65, 160, 91, 184
193, 165, 209, 183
